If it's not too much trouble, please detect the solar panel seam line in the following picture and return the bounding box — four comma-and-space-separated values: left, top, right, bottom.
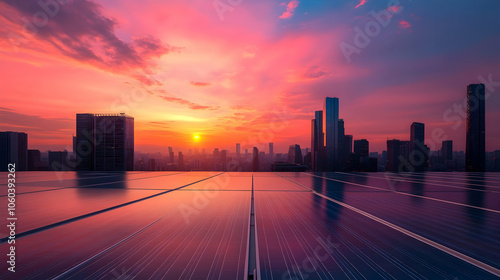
254, 182, 261, 280
264, 185, 321, 279
0, 172, 225, 244
286, 174, 500, 270
0, 172, 185, 197
0, 173, 128, 186
374, 172, 500, 185
282, 194, 379, 279
49, 215, 166, 280
245, 173, 259, 280
336, 172, 500, 192
313, 191, 500, 278
279, 190, 373, 279
304, 173, 500, 214
170, 193, 223, 278
276, 173, 500, 278
243, 175, 251, 279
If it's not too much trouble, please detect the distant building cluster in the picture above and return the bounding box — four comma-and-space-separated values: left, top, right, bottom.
309, 84, 489, 172
0, 84, 497, 172
1, 113, 134, 172
134, 142, 308, 172
310, 97, 378, 172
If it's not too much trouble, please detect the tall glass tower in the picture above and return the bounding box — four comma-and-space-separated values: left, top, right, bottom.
323, 97, 339, 171
466, 84, 485, 172
311, 110, 324, 172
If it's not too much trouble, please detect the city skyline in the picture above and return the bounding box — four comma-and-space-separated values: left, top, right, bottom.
3, 82, 499, 172
1, 80, 499, 158
1, 1, 500, 153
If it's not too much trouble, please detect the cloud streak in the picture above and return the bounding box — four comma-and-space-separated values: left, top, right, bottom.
355, 0, 367, 9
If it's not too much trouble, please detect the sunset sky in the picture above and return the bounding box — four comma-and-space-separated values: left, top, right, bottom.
1, 0, 499, 154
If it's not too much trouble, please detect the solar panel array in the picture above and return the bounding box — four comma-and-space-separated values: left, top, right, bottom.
1, 171, 499, 279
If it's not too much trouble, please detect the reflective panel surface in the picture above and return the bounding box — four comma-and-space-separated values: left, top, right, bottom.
0, 172, 499, 279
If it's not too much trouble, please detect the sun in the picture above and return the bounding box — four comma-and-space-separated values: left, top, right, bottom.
194, 135, 200, 140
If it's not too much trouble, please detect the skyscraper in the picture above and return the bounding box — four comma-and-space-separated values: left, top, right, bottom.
287, 144, 303, 165
48, 150, 69, 171
76, 113, 134, 171
269, 142, 274, 159
344, 135, 353, 155
441, 140, 453, 161
338, 119, 345, 169
399, 140, 410, 171
410, 122, 427, 172
311, 110, 324, 172
466, 84, 486, 172
178, 151, 184, 170
386, 139, 401, 172
252, 147, 259, 172
168, 147, 175, 164
354, 139, 369, 157
323, 97, 339, 171
0, 131, 28, 171
28, 149, 41, 171
221, 150, 228, 165
236, 143, 241, 157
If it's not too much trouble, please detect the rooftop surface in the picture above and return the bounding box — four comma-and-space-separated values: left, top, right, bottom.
1, 172, 499, 279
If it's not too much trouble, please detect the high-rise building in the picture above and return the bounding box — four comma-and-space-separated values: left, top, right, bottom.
168, 147, 174, 163
252, 147, 259, 172
0, 131, 28, 171
386, 139, 401, 172
178, 151, 184, 170
236, 143, 241, 157
76, 113, 134, 171
323, 97, 339, 171
344, 135, 353, 155
269, 143, 274, 159
400, 140, 410, 165
221, 150, 228, 164
466, 84, 486, 172
311, 110, 324, 172
441, 140, 453, 161
28, 149, 42, 171
213, 148, 220, 170
48, 150, 69, 171
338, 119, 345, 169
494, 150, 500, 172
410, 122, 427, 172
354, 139, 369, 157
287, 144, 303, 165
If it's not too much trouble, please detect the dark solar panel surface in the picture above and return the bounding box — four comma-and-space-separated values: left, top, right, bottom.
0, 171, 499, 279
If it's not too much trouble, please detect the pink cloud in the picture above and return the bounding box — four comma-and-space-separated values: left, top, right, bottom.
355, 0, 367, 9
279, 0, 299, 19
399, 19, 411, 29
388, 5, 401, 13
